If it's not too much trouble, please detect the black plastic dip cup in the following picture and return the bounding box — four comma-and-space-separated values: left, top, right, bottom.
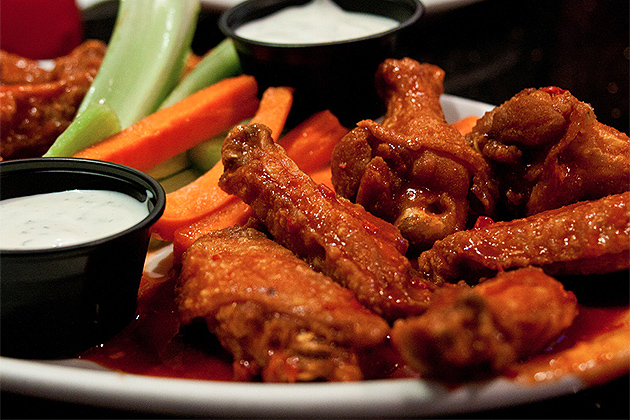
219, 0, 424, 126
0, 158, 166, 359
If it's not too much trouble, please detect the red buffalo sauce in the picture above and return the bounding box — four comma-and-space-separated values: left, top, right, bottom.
80, 247, 630, 385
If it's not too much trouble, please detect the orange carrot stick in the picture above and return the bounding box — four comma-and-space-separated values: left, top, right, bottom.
308, 165, 334, 190
278, 110, 348, 173
172, 198, 254, 260
73, 75, 259, 171
452, 115, 479, 136
151, 85, 295, 241
250, 86, 294, 141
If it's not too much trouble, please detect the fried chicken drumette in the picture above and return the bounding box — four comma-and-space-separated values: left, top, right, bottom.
391, 266, 578, 382
417, 192, 630, 286
331, 58, 496, 251
467, 86, 630, 219
0, 40, 106, 160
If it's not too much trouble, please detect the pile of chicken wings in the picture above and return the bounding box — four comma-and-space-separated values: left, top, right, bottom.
176, 58, 629, 383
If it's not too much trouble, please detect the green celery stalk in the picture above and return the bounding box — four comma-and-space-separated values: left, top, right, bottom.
78, 0, 201, 128
43, 104, 121, 157
159, 38, 242, 109
45, 0, 200, 158
187, 132, 225, 172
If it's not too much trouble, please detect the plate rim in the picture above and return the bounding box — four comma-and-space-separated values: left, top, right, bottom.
0, 356, 585, 418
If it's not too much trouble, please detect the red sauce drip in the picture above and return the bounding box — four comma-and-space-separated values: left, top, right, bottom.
80, 272, 235, 381
540, 305, 629, 354
540, 86, 568, 97
80, 263, 628, 383
472, 215, 495, 230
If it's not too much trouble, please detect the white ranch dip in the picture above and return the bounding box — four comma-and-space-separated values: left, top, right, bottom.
0, 189, 150, 250
235, 0, 399, 45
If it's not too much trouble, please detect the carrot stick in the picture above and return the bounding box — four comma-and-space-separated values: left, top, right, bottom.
279, 110, 348, 173
172, 198, 254, 260
452, 115, 479, 136
250, 86, 294, 141
73, 75, 259, 171
151, 85, 295, 241
308, 165, 334, 190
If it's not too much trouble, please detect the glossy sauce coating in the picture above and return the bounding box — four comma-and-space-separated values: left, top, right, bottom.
80, 248, 629, 387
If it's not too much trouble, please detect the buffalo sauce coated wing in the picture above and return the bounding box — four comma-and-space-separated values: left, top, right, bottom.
417, 192, 630, 285
219, 123, 437, 321
467, 86, 630, 219
391, 266, 578, 382
331, 58, 496, 251
177, 226, 390, 382
0, 40, 106, 160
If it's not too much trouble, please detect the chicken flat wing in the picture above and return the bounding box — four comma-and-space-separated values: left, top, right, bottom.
417, 192, 630, 285
0, 40, 106, 160
219, 123, 437, 321
177, 226, 390, 382
467, 86, 630, 219
331, 58, 496, 251
391, 266, 578, 382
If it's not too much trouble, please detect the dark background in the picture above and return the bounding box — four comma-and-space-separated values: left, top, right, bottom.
191, 0, 629, 133
2, 0, 628, 418
68, 0, 630, 133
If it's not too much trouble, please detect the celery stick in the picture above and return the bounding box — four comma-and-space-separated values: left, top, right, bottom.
187, 133, 225, 172
45, 0, 200, 158
146, 151, 192, 180
159, 38, 242, 109
77, 0, 201, 128
43, 104, 120, 157
158, 168, 203, 193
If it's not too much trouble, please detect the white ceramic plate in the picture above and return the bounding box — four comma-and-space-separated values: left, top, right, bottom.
0, 95, 596, 418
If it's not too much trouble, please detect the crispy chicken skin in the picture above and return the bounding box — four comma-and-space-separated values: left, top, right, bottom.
176, 226, 390, 382
331, 58, 496, 250
219, 123, 437, 321
467, 86, 630, 219
0, 40, 106, 160
391, 267, 578, 381
417, 192, 630, 286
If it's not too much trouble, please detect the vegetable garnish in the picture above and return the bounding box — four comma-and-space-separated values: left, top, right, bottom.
249, 86, 295, 141
78, 0, 200, 128
43, 104, 121, 158
451, 115, 479, 135
72, 75, 259, 172
159, 38, 242, 109
45, 0, 201, 157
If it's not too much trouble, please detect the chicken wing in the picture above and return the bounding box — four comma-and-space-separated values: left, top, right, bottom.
219, 123, 437, 321
467, 86, 630, 219
0, 41, 106, 160
331, 58, 496, 251
391, 266, 578, 382
177, 226, 390, 382
417, 192, 630, 285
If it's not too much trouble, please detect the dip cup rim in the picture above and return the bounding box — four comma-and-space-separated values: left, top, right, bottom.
0, 157, 166, 256
219, 0, 424, 49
